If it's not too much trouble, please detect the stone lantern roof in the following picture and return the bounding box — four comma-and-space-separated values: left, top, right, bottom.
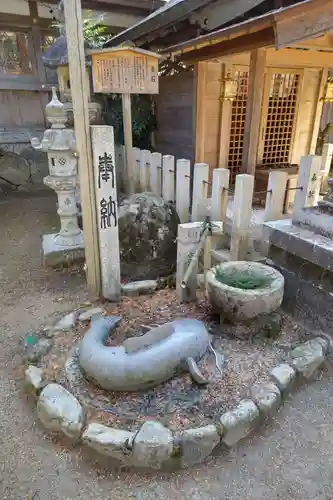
42, 34, 91, 69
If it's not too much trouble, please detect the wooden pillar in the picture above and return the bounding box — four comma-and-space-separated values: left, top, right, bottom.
194, 62, 207, 163
64, 0, 101, 298
242, 49, 266, 175
309, 68, 328, 154
28, 1, 49, 118
122, 93, 135, 193
218, 64, 233, 169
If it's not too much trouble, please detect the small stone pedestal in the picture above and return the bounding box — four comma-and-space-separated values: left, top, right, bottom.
41, 233, 84, 267
31, 88, 85, 267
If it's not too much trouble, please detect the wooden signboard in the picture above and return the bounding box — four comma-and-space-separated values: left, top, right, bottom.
89, 46, 162, 194
89, 47, 161, 94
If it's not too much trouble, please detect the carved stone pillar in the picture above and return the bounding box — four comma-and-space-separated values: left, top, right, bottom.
31, 87, 85, 266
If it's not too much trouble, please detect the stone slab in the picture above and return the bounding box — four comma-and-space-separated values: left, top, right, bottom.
42, 233, 85, 268
37, 383, 84, 439
131, 421, 173, 469
291, 338, 326, 380
82, 423, 134, 462
121, 280, 157, 297
177, 425, 220, 467
26, 337, 53, 363
54, 311, 77, 331
25, 365, 45, 395
78, 307, 104, 322
220, 400, 260, 447
263, 219, 333, 272
250, 382, 281, 417
270, 363, 296, 393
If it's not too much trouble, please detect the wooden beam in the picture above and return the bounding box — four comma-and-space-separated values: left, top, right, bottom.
266, 48, 333, 68
28, 1, 49, 124
44, 0, 158, 15
0, 79, 55, 91
64, 0, 101, 298
194, 62, 207, 163
0, 13, 52, 29
122, 93, 134, 193
309, 68, 328, 154
242, 48, 266, 175
28, 0, 38, 18
179, 28, 275, 63
275, 0, 333, 48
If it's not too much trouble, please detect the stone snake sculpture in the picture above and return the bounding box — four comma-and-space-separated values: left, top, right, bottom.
78, 315, 215, 391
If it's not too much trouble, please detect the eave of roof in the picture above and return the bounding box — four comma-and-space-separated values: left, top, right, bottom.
108, 0, 214, 47
159, 0, 316, 56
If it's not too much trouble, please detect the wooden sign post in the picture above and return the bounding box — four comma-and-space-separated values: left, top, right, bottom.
64, 0, 101, 298
88, 46, 162, 194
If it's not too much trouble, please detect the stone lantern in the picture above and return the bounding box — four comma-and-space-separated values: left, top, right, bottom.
42, 34, 102, 126
31, 87, 84, 266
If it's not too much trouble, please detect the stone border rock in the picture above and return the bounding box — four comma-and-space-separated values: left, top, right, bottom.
23, 309, 332, 470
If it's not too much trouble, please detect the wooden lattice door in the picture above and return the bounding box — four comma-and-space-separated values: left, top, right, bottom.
258, 69, 302, 167
228, 67, 248, 183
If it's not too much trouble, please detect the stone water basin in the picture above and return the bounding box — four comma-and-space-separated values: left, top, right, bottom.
206, 261, 284, 322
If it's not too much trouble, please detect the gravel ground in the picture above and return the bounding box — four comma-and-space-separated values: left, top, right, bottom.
42, 291, 306, 432
1, 193, 333, 500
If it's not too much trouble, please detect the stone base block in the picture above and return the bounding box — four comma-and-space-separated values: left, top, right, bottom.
220, 399, 260, 447
291, 338, 326, 380
121, 280, 157, 297
42, 233, 85, 267
177, 425, 220, 467
250, 382, 281, 417
131, 421, 173, 469
82, 423, 134, 463
37, 383, 84, 439
269, 364, 296, 394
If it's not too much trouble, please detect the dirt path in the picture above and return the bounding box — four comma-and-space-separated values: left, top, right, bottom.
1, 194, 333, 500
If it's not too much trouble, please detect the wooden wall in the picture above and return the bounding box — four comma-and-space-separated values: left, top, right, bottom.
194, 48, 329, 178
0, 90, 46, 128
155, 72, 195, 161
195, 61, 223, 179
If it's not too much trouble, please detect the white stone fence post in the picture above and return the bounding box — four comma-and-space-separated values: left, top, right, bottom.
292, 155, 322, 223
230, 174, 254, 261
120, 146, 233, 226
320, 142, 333, 193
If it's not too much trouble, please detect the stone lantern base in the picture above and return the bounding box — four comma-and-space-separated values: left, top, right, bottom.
42, 233, 85, 267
